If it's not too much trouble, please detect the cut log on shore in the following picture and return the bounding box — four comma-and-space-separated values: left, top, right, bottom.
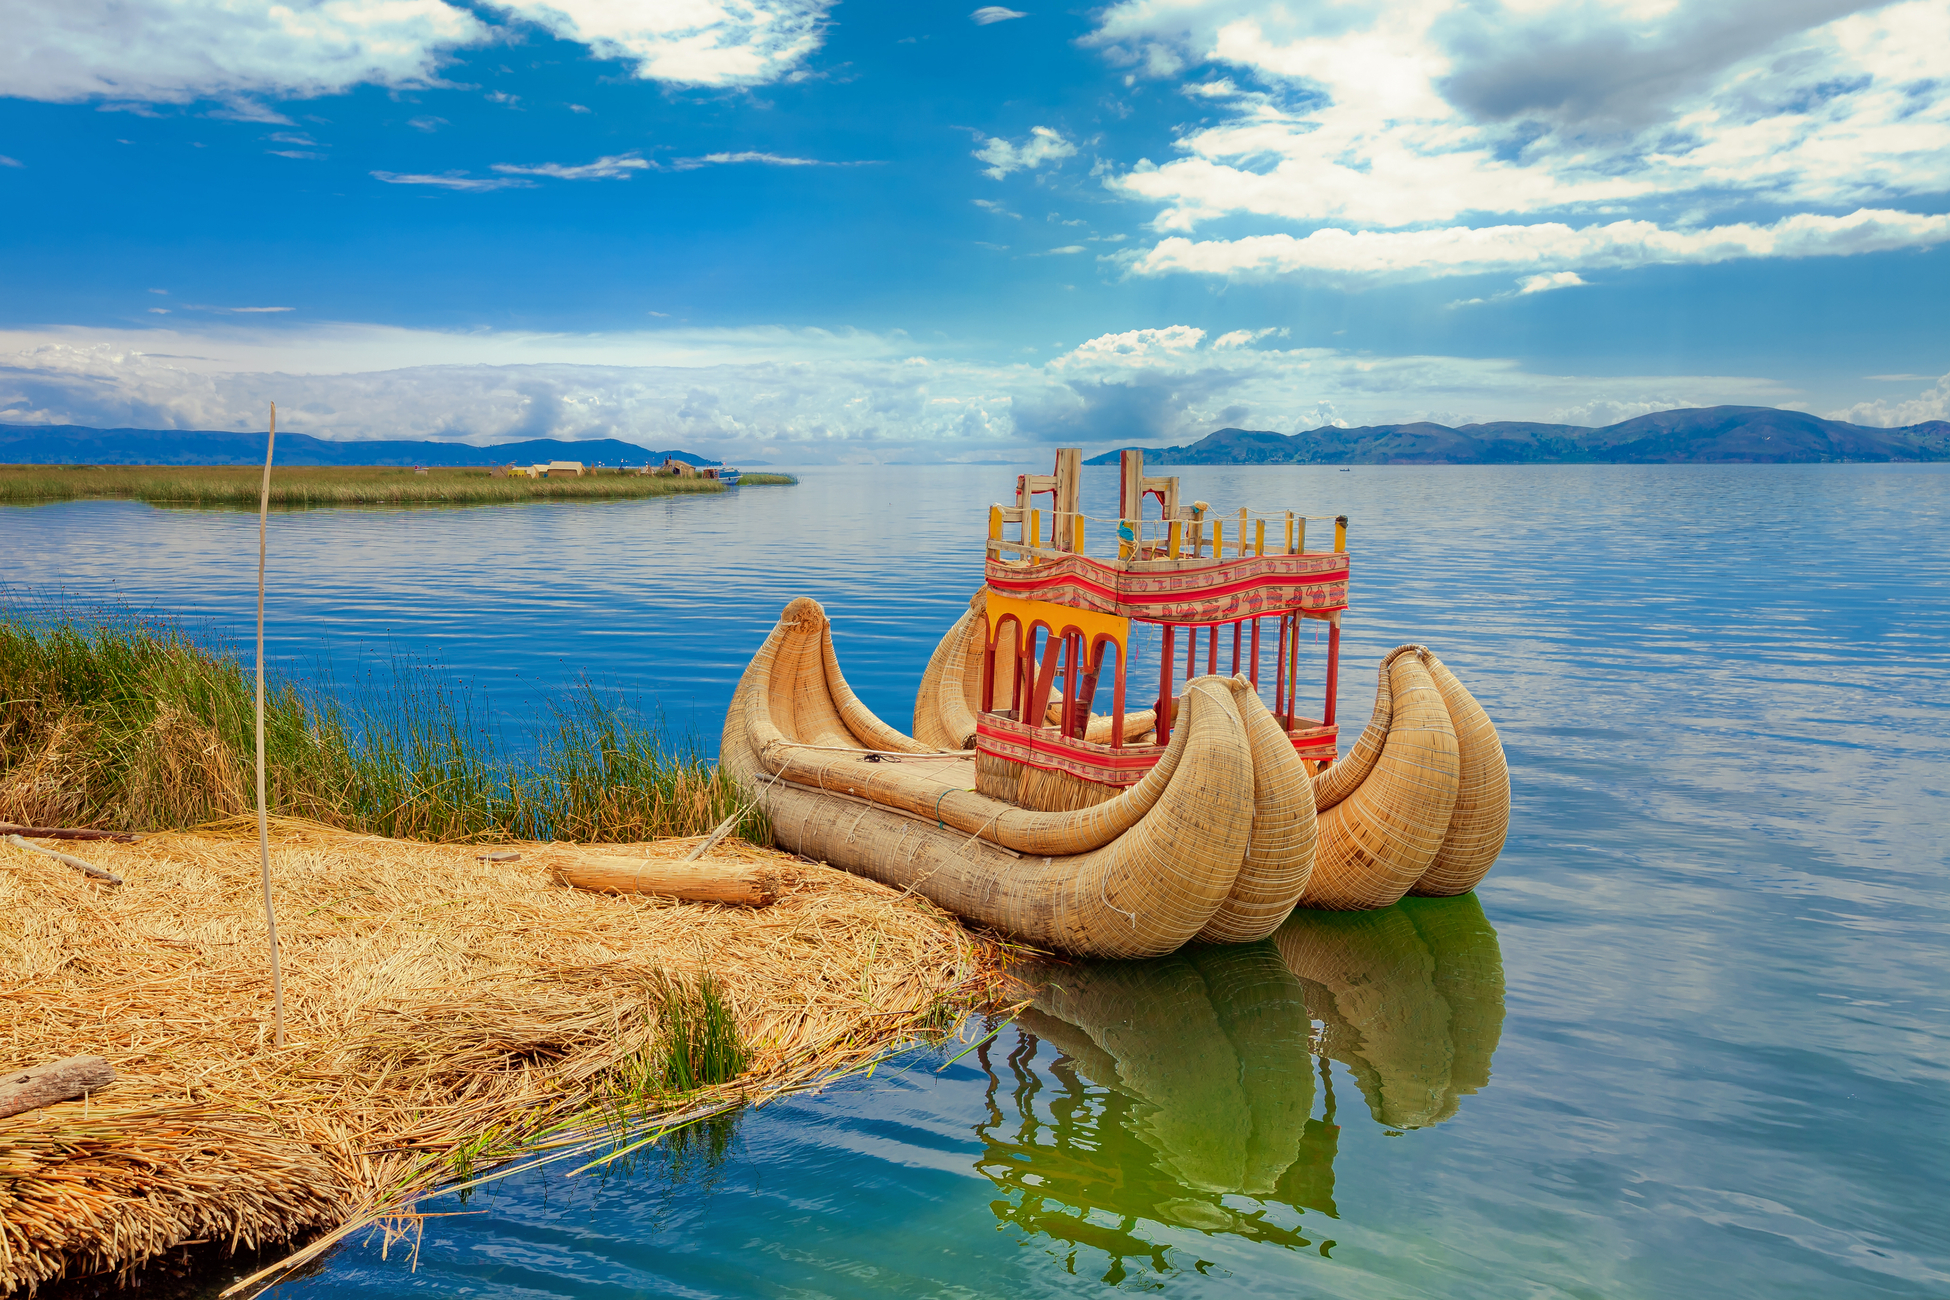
0, 824, 137, 843
0, 1056, 116, 1119
553, 853, 781, 905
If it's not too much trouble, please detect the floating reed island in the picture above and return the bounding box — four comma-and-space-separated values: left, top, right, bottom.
0, 611, 1004, 1295
0, 465, 795, 510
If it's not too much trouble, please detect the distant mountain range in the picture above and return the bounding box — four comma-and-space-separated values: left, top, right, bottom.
0, 425, 720, 468
1083, 406, 1950, 466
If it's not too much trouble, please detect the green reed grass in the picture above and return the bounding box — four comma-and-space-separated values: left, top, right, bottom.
735, 473, 797, 486
655, 974, 750, 1093
0, 606, 768, 845
0, 465, 734, 509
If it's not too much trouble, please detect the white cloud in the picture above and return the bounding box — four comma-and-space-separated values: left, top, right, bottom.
0, 155, 25, 168
971, 6, 1027, 24
1126, 209, 1950, 281
668, 151, 863, 169
973, 126, 1077, 179
0, 319, 1880, 460
1212, 327, 1280, 348
1092, 0, 1950, 280
0, 0, 831, 105
973, 198, 1022, 218
492, 0, 833, 88
1828, 370, 1950, 428
492, 153, 651, 180
0, 0, 489, 103
371, 170, 535, 191
1517, 271, 1584, 295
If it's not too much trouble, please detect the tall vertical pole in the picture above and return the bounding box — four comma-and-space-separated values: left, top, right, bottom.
1274, 615, 1287, 723
1324, 616, 1341, 729
256, 403, 284, 1049
1250, 618, 1260, 689
1158, 625, 1175, 745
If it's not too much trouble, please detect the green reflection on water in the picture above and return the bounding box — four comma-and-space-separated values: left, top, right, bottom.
982, 894, 1505, 1281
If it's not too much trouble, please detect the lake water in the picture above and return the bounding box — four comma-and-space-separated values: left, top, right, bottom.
6, 464, 1948, 1298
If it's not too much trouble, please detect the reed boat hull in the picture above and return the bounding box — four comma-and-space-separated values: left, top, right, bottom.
912, 588, 1510, 915
722, 597, 1317, 957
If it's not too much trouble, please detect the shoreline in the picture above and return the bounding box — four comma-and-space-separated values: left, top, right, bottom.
0, 820, 1006, 1295
0, 466, 796, 510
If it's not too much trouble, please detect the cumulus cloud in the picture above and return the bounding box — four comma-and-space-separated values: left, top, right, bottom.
0, 320, 1821, 460
0, 0, 490, 103
971, 6, 1027, 24
1126, 209, 1950, 281
492, 0, 833, 88
973, 126, 1076, 179
1092, 0, 1950, 280
1828, 370, 1950, 428
0, 0, 832, 105
1100, 1, 1949, 224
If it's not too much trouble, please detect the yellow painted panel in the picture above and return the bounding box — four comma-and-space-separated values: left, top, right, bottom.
985, 592, 1129, 656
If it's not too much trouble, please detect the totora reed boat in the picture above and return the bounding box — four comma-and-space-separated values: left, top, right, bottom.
720, 450, 1511, 957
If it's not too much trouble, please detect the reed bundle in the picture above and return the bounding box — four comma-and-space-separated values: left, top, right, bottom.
0, 818, 1004, 1294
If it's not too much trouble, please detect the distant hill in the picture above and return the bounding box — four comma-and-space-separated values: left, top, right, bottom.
0, 425, 720, 468
1083, 406, 1950, 466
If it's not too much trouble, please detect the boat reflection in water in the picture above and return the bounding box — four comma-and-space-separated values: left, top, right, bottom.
977, 894, 1504, 1281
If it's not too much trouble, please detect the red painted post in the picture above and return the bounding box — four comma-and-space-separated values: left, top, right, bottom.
1231, 621, 1242, 676
1273, 615, 1287, 723
980, 623, 996, 714
1250, 618, 1261, 688
1207, 624, 1218, 676
1186, 623, 1198, 682
1324, 618, 1341, 728
1110, 640, 1126, 749
1158, 625, 1176, 744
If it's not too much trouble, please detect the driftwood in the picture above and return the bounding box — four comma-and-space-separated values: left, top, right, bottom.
0, 824, 137, 843
4, 835, 123, 885
0, 1055, 116, 1119
553, 852, 781, 906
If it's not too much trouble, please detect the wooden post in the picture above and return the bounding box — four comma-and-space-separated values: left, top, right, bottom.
1231, 621, 1241, 676
979, 623, 996, 714
1255, 517, 1265, 557
1335, 514, 1348, 552
1051, 448, 1082, 552
1029, 508, 1040, 553
1208, 623, 1218, 676
1296, 516, 1307, 554
988, 505, 1003, 555
1274, 615, 1287, 723
0, 1056, 115, 1119
1214, 518, 1224, 558
1288, 615, 1302, 726
1186, 623, 1198, 682
1075, 515, 1085, 555
255, 403, 284, 1049
1158, 625, 1175, 744
1167, 518, 1181, 558
1250, 618, 1260, 687
1285, 511, 1295, 554
1110, 642, 1126, 750
1325, 615, 1341, 728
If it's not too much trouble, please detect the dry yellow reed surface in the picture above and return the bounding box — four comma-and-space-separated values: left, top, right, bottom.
0, 818, 1004, 1295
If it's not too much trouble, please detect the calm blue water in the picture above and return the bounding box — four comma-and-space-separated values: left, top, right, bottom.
6, 465, 1948, 1298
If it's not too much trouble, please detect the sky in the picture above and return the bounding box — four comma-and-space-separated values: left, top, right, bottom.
1, 0, 1946, 461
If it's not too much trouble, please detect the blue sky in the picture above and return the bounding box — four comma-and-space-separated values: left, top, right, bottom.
1, 0, 1946, 461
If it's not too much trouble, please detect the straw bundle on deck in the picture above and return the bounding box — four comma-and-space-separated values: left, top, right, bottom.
0, 819, 1004, 1295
